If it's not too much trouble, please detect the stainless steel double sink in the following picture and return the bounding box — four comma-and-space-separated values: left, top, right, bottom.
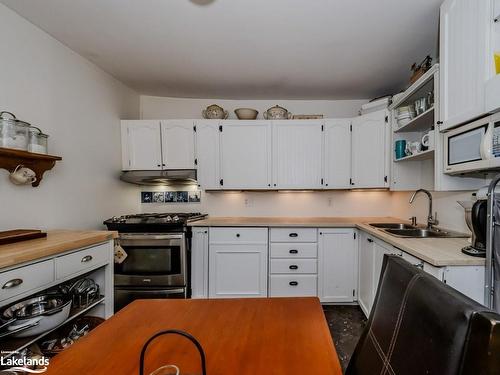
369, 223, 469, 238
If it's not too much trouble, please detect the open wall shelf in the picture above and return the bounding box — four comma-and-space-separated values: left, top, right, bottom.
0, 148, 62, 186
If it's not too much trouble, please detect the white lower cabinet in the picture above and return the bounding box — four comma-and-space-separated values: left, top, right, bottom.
269, 228, 318, 298
318, 228, 357, 303
191, 227, 209, 298
358, 232, 375, 316
357, 229, 485, 317
208, 228, 268, 298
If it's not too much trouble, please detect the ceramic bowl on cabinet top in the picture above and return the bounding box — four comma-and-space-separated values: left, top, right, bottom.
263, 105, 292, 120
234, 108, 258, 120
202, 104, 228, 120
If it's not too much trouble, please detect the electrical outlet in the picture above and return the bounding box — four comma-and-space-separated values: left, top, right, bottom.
244, 197, 253, 207
327, 197, 333, 207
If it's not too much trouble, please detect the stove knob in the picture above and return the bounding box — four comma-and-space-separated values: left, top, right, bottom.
173, 215, 179, 222
166, 216, 172, 222
111, 216, 119, 222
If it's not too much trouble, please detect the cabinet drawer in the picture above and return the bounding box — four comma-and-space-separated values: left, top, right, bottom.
270, 259, 317, 274
209, 228, 268, 244
0, 260, 54, 302
55, 243, 110, 280
270, 228, 317, 242
269, 275, 318, 297
270, 243, 317, 258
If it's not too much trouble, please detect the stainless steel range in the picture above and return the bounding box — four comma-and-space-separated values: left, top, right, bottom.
103, 213, 207, 311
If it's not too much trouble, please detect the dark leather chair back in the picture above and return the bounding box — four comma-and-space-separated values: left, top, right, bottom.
346, 255, 500, 375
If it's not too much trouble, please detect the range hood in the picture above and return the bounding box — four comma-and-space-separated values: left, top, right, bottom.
120, 170, 197, 186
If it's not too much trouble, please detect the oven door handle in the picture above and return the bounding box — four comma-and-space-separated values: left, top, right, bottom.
119, 233, 185, 241
115, 288, 186, 295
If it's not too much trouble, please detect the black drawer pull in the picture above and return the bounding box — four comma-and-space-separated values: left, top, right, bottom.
289, 233, 298, 238
289, 249, 298, 254
289, 265, 298, 270
81, 255, 93, 263
236, 233, 240, 238
289, 281, 298, 286
367, 238, 373, 243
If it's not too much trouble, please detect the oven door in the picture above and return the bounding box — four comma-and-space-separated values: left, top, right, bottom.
115, 233, 186, 287
114, 287, 186, 312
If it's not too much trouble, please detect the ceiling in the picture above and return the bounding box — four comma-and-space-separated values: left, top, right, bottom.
1, 0, 442, 99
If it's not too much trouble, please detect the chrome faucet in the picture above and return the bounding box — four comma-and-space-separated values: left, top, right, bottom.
409, 189, 439, 229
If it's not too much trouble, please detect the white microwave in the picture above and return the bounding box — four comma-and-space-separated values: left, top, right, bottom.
444, 113, 500, 174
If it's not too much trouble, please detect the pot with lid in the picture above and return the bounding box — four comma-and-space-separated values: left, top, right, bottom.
0, 111, 30, 150
263, 105, 292, 120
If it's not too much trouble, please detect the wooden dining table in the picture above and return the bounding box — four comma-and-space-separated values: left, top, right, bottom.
45, 297, 342, 374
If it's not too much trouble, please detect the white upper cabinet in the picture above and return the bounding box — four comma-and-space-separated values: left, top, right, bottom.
324, 119, 352, 189
440, 0, 490, 131
272, 120, 323, 189
220, 121, 272, 189
351, 110, 388, 188
318, 228, 357, 303
195, 120, 221, 190
121, 120, 162, 171
160, 120, 195, 169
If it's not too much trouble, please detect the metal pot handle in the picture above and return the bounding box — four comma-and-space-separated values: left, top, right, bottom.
0, 111, 16, 120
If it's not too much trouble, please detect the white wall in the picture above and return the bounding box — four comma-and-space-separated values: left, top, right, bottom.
140, 96, 368, 119
0, 4, 140, 230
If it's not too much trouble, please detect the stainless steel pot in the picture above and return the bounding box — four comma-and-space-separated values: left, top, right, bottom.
1, 295, 72, 338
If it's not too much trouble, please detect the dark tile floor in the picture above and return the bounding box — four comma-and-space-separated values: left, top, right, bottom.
323, 305, 367, 372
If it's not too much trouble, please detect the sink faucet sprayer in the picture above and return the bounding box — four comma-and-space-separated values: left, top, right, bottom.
409, 189, 439, 229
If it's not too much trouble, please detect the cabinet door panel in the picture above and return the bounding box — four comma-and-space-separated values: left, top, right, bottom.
351, 110, 387, 188
121, 120, 162, 170
220, 121, 272, 189
440, 0, 490, 130
324, 120, 351, 189
318, 229, 357, 303
191, 228, 209, 298
161, 120, 195, 169
272, 121, 323, 189
195, 120, 220, 190
358, 232, 375, 316
209, 244, 268, 298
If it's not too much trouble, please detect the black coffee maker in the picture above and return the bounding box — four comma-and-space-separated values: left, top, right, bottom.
459, 195, 487, 257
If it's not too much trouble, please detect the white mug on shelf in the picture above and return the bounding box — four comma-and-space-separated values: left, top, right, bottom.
422, 130, 435, 149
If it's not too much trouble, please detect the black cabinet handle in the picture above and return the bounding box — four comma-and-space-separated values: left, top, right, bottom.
236, 233, 240, 238
289, 249, 298, 254
289, 281, 298, 286
157, 164, 161, 167
367, 238, 373, 243
289, 265, 298, 270
289, 233, 298, 238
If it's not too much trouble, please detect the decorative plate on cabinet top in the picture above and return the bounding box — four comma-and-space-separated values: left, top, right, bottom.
202, 104, 228, 119
263, 105, 292, 120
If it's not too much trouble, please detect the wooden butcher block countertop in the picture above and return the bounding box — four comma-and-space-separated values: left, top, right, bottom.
189, 216, 483, 267
0, 230, 117, 270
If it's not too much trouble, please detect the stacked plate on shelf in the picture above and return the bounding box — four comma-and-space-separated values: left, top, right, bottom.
395, 106, 416, 128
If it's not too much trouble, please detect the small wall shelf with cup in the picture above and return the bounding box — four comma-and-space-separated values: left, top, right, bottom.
394, 148, 434, 162
0, 147, 62, 187
394, 107, 434, 133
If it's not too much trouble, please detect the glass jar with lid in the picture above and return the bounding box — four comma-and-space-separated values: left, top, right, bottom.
0, 111, 18, 149
28, 127, 49, 154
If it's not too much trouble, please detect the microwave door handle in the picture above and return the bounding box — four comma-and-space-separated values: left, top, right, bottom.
481, 124, 494, 160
